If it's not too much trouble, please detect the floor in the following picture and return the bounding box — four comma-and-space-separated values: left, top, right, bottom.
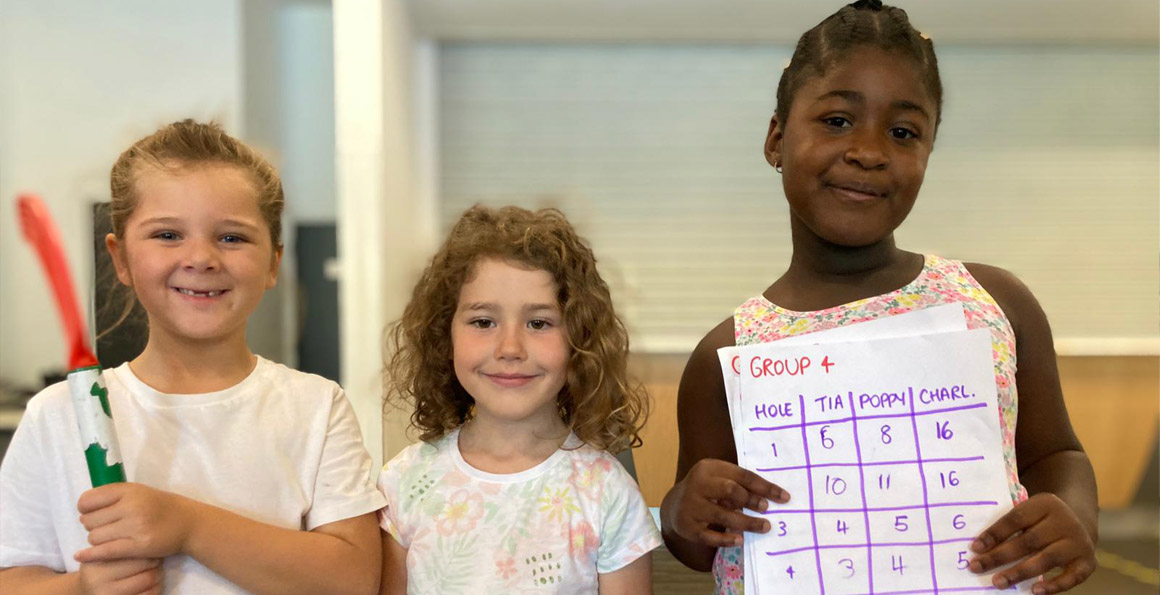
653, 508, 1159, 594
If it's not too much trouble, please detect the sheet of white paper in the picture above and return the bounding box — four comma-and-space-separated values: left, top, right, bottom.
717, 304, 971, 592
729, 328, 1028, 595
718, 303, 968, 466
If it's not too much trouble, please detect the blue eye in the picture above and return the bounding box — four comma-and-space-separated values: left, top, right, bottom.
220, 234, 247, 244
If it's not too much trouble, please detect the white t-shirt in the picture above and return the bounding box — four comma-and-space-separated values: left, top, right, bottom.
378, 428, 662, 594
0, 357, 386, 593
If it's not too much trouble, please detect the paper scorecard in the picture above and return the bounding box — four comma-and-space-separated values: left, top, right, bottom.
719, 304, 1029, 594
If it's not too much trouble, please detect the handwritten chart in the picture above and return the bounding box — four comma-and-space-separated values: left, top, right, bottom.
720, 308, 1028, 594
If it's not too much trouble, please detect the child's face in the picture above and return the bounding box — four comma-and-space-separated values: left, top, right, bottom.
106, 164, 281, 346
451, 258, 570, 429
767, 46, 937, 248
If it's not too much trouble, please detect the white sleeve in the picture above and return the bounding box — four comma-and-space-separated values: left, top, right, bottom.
303, 386, 386, 530
595, 456, 663, 573
0, 406, 67, 570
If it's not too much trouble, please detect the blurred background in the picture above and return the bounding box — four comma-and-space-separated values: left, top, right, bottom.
1, 0, 1156, 591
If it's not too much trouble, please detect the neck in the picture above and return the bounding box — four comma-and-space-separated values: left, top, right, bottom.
130, 326, 256, 394
458, 410, 569, 474
785, 217, 906, 279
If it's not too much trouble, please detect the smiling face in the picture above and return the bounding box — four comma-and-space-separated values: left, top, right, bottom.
106, 164, 281, 346
767, 46, 938, 248
451, 258, 570, 429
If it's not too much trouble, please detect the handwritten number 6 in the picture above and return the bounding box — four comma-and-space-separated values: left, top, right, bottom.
820, 425, 834, 449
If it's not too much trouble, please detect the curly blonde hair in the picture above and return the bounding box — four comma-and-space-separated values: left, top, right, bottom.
384, 205, 648, 453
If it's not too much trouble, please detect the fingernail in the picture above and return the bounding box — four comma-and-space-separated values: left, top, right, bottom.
757, 499, 769, 512
762, 520, 771, 533
778, 490, 791, 503
970, 539, 985, 552
994, 575, 1009, 589
969, 560, 983, 573
1032, 586, 1045, 595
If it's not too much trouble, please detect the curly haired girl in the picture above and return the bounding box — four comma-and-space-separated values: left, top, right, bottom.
377, 205, 661, 594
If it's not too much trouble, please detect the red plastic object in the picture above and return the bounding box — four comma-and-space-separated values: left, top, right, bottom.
16, 194, 100, 370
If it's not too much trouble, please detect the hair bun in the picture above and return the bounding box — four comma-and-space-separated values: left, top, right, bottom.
849, 0, 884, 10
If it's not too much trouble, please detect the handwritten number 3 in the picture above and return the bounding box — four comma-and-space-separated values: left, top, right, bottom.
839, 558, 855, 578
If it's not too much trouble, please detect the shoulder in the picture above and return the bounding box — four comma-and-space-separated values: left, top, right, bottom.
18, 379, 76, 431
381, 436, 448, 480
683, 316, 735, 381
962, 262, 1046, 337
259, 358, 342, 396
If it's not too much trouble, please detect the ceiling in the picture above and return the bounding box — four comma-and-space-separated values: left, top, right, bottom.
405, 0, 1159, 45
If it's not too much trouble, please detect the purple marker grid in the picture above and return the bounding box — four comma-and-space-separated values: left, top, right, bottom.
755, 396, 1007, 595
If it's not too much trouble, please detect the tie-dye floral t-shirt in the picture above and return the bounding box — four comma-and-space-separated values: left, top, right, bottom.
378, 428, 662, 594
712, 254, 1029, 594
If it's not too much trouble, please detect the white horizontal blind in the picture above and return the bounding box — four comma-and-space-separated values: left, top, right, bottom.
438, 43, 1159, 353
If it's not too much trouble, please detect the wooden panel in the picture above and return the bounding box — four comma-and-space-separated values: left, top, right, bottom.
632, 354, 1160, 509
631, 354, 687, 507
1059, 356, 1159, 509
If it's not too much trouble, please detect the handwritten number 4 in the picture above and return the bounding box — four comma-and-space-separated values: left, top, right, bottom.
821, 356, 834, 373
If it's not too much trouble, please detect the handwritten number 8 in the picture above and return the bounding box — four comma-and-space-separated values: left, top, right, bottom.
880, 424, 892, 444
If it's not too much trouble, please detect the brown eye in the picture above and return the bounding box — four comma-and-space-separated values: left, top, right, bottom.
890, 127, 918, 140
823, 116, 852, 128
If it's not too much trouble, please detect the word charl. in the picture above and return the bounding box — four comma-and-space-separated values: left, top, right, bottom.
739, 354, 836, 379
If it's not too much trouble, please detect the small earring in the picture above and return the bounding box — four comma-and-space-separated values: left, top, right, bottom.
775, 161, 783, 174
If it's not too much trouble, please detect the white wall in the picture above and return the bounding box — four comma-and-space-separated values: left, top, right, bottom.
436, 43, 1159, 354
0, 0, 243, 389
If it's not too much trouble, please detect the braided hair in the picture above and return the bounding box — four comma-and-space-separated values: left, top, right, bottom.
775, 0, 942, 130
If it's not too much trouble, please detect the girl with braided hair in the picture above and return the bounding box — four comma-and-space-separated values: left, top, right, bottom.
660, 2, 1098, 594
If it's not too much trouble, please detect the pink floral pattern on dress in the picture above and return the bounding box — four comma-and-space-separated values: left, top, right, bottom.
713, 254, 1029, 595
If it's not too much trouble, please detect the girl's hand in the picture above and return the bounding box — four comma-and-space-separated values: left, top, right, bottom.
968, 493, 1097, 594
78, 558, 162, 595
665, 458, 790, 547
75, 483, 198, 562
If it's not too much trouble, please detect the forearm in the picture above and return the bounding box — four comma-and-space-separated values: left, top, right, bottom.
183, 502, 380, 595
660, 489, 716, 572
1019, 449, 1099, 543
0, 567, 81, 595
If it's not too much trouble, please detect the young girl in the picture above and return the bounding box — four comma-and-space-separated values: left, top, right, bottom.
660, 2, 1099, 594
378, 205, 661, 594
0, 120, 385, 594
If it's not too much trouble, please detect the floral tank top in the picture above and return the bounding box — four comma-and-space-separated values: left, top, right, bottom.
712, 254, 1029, 594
